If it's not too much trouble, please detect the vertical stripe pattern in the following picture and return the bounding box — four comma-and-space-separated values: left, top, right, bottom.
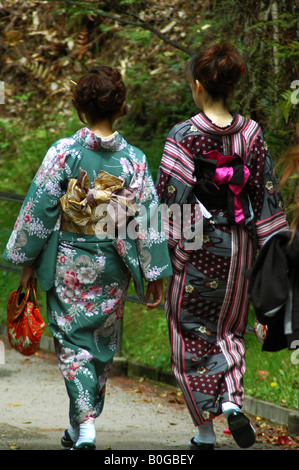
217, 226, 254, 406
157, 112, 288, 426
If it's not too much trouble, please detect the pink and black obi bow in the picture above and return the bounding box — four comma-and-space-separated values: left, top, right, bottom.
193, 150, 251, 225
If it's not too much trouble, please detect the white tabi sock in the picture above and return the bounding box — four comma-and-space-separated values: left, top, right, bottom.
76, 422, 96, 446
221, 401, 241, 419
193, 420, 216, 444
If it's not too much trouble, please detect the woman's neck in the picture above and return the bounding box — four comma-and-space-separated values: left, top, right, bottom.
202, 99, 233, 128
90, 119, 114, 138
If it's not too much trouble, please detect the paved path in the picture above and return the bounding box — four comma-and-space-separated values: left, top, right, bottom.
0, 336, 293, 453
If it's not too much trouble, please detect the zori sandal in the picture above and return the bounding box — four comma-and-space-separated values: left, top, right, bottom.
227, 410, 256, 448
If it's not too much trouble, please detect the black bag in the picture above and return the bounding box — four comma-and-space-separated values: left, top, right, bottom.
245, 230, 292, 352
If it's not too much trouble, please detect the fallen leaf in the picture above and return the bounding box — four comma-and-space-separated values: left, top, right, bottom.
169, 390, 182, 396
276, 434, 292, 446
168, 397, 184, 404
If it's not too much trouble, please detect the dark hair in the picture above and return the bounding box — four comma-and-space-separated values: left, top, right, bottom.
71, 66, 127, 125
186, 43, 244, 100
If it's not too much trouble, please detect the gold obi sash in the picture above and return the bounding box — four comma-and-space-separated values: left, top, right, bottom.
60, 168, 136, 236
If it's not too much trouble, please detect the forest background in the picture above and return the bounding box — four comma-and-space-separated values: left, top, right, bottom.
0, 0, 298, 410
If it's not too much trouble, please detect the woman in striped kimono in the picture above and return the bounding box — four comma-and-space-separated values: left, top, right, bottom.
156, 43, 288, 449
4, 66, 172, 450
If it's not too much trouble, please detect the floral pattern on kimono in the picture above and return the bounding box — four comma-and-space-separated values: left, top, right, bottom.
3, 128, 172, 295
3, 127, 172, 427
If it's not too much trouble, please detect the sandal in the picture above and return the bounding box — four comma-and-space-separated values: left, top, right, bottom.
227, 410, 256, 448
188, 437, 214, 450
71, 442, 96, 450
61, 429, 76, 448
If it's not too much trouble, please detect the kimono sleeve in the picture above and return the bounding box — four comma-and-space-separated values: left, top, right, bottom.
156, 131, 198, 272
130, 151, 173, 282
247, 133, 288, 249
3, 139, 71, 267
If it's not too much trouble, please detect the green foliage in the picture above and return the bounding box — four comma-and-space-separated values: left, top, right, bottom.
119, 0, 142, 5
244, 332, 299, 410
118, 27, 152, 47
122, 293, 171, 372
0, 112, 81, 194
280, 90, 294, 124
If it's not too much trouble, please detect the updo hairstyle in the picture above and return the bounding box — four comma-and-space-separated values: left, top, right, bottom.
71, 66, 127, 125
186, 43, 244, 100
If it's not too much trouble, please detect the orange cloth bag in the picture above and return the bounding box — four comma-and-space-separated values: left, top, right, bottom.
7, 279, 45, 356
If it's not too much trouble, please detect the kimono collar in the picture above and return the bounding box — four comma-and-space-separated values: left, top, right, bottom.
190, 112, 247, 136
74, 127, 127, 152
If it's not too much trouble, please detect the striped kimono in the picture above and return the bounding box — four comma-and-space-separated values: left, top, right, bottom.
156, 112, 288, 426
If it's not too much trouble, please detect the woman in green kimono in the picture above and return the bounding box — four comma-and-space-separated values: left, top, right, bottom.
3, 66, 172, 450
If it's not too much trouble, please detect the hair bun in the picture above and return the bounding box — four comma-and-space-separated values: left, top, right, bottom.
186, 42, 244, 100
71, 66, 126, 125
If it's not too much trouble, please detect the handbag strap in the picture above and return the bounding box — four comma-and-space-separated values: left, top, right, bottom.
29, 279, 38, 306
9, 279, 37, 322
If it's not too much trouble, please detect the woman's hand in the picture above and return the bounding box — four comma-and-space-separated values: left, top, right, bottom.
20, 266, 34, 289
144, 278, 164, 310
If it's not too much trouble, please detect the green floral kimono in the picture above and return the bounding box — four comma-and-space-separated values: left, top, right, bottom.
3, 128, 172, 427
